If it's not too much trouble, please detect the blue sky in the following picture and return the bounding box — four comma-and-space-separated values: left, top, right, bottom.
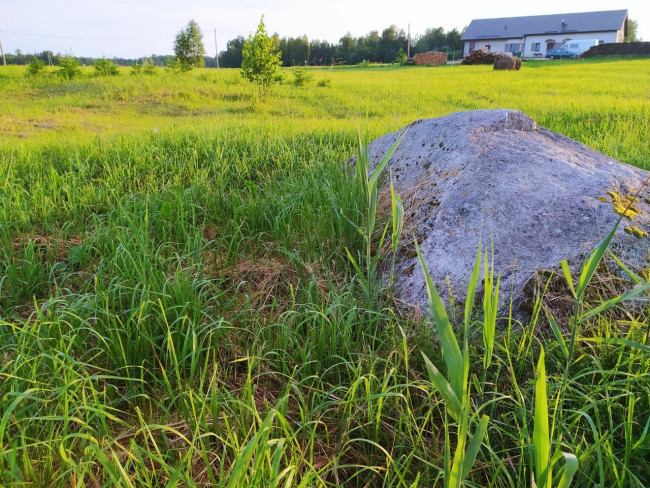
1, 0, 647, 58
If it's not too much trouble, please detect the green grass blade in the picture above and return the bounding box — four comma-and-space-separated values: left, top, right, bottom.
546, 309, 568, 359
533, 346, 551, 488
560, 260, 577, 299
421, 352, 463, 422
226, 406, 278, 488
576, 336, 650, 353
556, 453, 579, 488
390, 173, 404, 252
578, 282, 650, 322
368, 131, 406, 189
607, 250, 644, 284
415, 238, 464, 401
577, 221, 620, 297
461, 414, 489, 481
464, 241, 482, 336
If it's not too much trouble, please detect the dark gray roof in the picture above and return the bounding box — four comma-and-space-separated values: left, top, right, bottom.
461, 9, 627, 40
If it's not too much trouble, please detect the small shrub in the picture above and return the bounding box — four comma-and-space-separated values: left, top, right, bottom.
395, 48, 407, 66
26, 57, 46, 77
317, 78, 331, 88
94, 58, 119, 77
241, 15, 282, 98
142, 61, 157, 75
165, 57, 183, 73
274, 72, 286, 85
292, 69, 313, 86
131, 59, 157, 76
358, 59, 370, 68
57, 56, 81, 80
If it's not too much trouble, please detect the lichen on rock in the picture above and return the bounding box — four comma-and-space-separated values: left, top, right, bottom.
608, 191, 641, 219
624, 226, 648, 238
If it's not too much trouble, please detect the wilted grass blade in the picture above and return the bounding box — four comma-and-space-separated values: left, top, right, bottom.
578, 282, 650, 322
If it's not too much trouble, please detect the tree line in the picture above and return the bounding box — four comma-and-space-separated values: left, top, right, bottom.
4, 17, 639, 69
221, 26, 464, 68
3, 24, 463, 68
3, 50, 178, 67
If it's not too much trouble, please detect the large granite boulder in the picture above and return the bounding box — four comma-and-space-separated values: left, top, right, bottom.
367, 110, 650, 315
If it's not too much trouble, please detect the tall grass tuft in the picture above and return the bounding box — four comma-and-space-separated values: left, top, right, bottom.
417, 239, 489, 488
346, 131, 405, 305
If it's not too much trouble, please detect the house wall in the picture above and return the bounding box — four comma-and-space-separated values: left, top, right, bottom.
463, 28, 624, 57
463, 39, 503, 56
522, 31, 620, 56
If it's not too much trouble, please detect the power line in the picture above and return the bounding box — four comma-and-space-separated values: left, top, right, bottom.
0, 28, 242, 41
0, 29, 165, 40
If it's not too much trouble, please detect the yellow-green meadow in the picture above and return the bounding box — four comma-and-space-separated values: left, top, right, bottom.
1, 58, 649, 487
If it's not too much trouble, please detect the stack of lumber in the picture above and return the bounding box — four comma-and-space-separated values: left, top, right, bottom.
461, 50, 498, 65
414, 52, 447, 65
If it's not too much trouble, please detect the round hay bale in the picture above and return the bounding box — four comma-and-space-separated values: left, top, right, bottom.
493, 55, 521, 70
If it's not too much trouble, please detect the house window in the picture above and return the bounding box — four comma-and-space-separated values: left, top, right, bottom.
531, 42, 541, 51
485, 44, 491, 50
469, 41, 475, 49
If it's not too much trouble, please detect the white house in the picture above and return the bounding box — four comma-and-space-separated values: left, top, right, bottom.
461, 10, 628, 58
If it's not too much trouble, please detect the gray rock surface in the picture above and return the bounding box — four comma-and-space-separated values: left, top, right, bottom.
367, 109, 650, 315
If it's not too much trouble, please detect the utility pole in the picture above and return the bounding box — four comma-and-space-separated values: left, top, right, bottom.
407, 24, 411, 59
0, 40, 6, 66
214, 29, 220, 68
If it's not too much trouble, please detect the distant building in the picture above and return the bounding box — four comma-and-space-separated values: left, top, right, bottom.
461, 9, 628, 58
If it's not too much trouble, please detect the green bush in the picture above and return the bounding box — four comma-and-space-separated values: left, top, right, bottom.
395, 48, 407, 66
26, 57, 46, 77
165, 57, 183, 73
291, 69, 313, 86
131, 59, 157, 76
56, 56, 81, 80
142, 61, 157, 75
94, 58, 119, 77
317, 78, 331, 88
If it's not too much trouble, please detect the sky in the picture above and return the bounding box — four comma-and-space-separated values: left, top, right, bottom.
1, 0, 648, 59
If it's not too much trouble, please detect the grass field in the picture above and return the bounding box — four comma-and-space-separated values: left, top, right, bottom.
1, 58, 650, 487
